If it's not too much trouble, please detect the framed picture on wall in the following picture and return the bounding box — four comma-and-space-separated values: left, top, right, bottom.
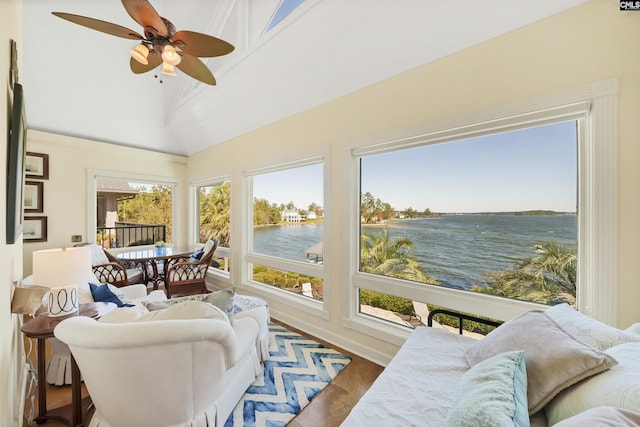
6, 82, 26, 244
25, 152, 49, 180
23, 216, 47, 243
24, 181, 43, 213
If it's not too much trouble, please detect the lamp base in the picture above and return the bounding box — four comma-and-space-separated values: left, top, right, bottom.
48, 285, 78, 317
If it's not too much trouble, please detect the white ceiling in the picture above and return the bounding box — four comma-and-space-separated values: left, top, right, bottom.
22, 0, 588, 156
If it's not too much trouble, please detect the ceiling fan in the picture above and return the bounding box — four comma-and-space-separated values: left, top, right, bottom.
52, 0, 234, 85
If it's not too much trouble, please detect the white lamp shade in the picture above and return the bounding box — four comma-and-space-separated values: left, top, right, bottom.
129, 44, 149, 65
161, 62, 177, 76
161, 45, 181, 66
33, 246, 92, 287
32, 247, 93, 317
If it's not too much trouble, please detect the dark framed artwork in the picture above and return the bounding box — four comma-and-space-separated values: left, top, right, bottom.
24, 181, 44, 213
23, 216, 47, 243
25, 152, 49, 180
6, 82, 26, 244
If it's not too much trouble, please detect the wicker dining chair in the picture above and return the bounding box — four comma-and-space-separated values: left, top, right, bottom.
74, 243, 144, 287
165, 239, 218, 298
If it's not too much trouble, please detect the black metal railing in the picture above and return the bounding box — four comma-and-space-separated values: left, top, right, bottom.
427, 309, 503, 335
97, 223, 166, 248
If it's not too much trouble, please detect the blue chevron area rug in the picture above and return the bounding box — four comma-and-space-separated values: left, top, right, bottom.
224, 322, 351, 427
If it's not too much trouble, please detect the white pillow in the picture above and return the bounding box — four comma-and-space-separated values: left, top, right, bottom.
625, 322, 640, 336
100, 301, 229, 324
87, 244, 110, 266
552, 406, 640, 427
465, 310, 617, 414
545, 303, 640, 350
203, 239, 215, 254
77, 282, 95, 305
99, 305, 149, 323
545, 341, 640, 425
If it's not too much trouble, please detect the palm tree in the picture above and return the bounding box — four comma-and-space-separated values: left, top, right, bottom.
199, 182, 230, 246
360, 228, 437, 284
480, 242, 576, 305
359, 228, 438, 316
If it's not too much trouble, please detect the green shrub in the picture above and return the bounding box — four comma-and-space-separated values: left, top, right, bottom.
262, 274, 275, 285
360, 290, 414, 315
253, 265, 268, 274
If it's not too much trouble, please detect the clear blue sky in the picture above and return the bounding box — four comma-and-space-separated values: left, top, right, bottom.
253, 163, 324, 210
253, 120, 577, 213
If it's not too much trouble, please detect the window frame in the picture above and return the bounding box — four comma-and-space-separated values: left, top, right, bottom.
343, 79, 618, 344
189, 175, 232, 282
242, 150, 331, 321
86, 168, 182, 249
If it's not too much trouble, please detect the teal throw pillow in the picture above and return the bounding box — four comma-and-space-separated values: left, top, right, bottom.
204, 288, 235, 323
446, 350, 529, 427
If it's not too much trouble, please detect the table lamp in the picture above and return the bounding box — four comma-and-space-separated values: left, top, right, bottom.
32, 246, 92, 317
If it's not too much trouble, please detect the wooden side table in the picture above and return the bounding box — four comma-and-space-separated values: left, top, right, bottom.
22, 302, 116, 426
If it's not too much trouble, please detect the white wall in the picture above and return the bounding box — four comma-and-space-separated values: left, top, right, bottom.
23, 131, 189, 276
187, 1, 640, 360
1, 0, 26, 425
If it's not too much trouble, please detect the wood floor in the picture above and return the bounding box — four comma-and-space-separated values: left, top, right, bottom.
23, 320, 384, 427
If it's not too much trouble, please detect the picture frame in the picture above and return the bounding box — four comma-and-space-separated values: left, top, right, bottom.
25, 152, 49, 180
6, 82, 26, 244
23, 216, 47, 243
24, 181, 44, 213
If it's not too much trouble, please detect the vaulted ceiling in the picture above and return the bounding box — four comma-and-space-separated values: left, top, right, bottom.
22, 0, 588, 156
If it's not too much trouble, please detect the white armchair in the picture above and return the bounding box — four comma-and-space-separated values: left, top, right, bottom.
54, 301, 262, 427
46, 284, 166, 385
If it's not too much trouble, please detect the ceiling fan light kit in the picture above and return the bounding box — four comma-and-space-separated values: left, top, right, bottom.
161, 62, 177, 76
52, 0, 234, 85
129, 43, 149, 65
161, 45, 181, 66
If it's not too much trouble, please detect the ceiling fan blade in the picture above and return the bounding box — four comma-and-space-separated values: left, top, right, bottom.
122, 0, 168, 37
130, 50, 162, 74
52, 12, 143, 40
176, 54, 216, 85
172, 31, 234, 58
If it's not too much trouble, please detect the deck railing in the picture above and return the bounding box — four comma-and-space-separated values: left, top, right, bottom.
97, 223, 166, 248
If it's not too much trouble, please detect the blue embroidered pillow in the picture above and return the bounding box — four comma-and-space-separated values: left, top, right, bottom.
89, 283, 134, 307
190, 249, 204, 262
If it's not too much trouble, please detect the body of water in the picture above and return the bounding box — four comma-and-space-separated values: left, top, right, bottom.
253, 214, 577, 290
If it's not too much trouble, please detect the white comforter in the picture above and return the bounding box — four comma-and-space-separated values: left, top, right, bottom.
341, 327, 474, 427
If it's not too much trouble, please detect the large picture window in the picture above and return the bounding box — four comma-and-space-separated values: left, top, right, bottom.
348, 81, 619, 336
246, 159, 326, 306
360, 121, 578, 310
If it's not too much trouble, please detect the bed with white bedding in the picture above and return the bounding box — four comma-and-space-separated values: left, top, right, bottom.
341, 305, 640, 427
341, 327, 474, 427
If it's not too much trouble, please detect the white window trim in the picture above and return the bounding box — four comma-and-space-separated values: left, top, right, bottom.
189, 175, 233, 283
242, 150, 331, 321
343, 79, 618, 344
87, 168, 182, 248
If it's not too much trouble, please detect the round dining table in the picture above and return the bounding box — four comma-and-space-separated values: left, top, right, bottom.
116, 247, 193, 290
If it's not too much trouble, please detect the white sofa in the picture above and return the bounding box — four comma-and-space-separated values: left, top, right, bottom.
45, 283, 166, 385
44, 282, 271, 386
55, 301, 262, 427
342, 304, 640, 426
